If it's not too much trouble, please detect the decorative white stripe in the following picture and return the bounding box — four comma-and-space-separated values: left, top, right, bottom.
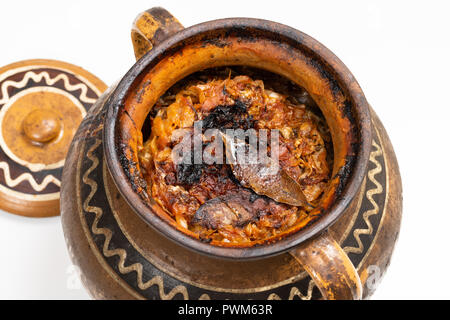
0, 70, 97, 105
0, 67, 100, 196
0, 64, 103, 97
267, 280, 315, 300
0, 161, 60, 191
344, 140, 383, 255
83, 139, 189, 299
0, 183, 59, 201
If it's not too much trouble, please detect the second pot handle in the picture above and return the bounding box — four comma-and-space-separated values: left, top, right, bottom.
290, 230, 363, 300
131, 7, 184, 61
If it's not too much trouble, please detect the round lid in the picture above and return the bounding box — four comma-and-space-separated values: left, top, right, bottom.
0, 59, 107, 217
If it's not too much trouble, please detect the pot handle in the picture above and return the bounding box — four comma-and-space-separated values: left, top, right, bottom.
290, 230, 363, 300
131, 7, 184, 61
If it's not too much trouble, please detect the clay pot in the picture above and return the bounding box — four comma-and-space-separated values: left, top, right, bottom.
61, 7, 402, 300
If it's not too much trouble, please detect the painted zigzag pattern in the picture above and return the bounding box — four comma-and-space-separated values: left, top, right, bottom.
82, 138, 191, 300
81, 137, 384, 300
0, 70, 98, 192
0, 70, 97, 105
344, 140, 383, 255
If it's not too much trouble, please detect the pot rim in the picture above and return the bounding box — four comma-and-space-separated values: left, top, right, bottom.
103, 17, 372, 260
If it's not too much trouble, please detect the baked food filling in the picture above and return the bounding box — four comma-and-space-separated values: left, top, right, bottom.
138, 73, 331, 245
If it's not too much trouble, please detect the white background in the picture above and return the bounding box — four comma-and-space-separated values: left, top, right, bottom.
0, 0, 449, 299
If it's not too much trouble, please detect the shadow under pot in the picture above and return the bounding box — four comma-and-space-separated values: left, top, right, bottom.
61, 7, 402, 300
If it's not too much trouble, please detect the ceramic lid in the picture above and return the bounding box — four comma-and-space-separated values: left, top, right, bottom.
0, 59, 107, 217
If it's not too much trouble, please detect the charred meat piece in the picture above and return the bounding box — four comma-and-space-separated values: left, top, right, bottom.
192, 191, 267, 229
201, 100, 255, 131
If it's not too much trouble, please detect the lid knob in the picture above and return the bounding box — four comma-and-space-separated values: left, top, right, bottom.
22, 109, 62, 143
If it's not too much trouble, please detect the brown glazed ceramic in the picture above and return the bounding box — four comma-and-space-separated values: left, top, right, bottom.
0, 59, 106, 217
61, 7, 402, 300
